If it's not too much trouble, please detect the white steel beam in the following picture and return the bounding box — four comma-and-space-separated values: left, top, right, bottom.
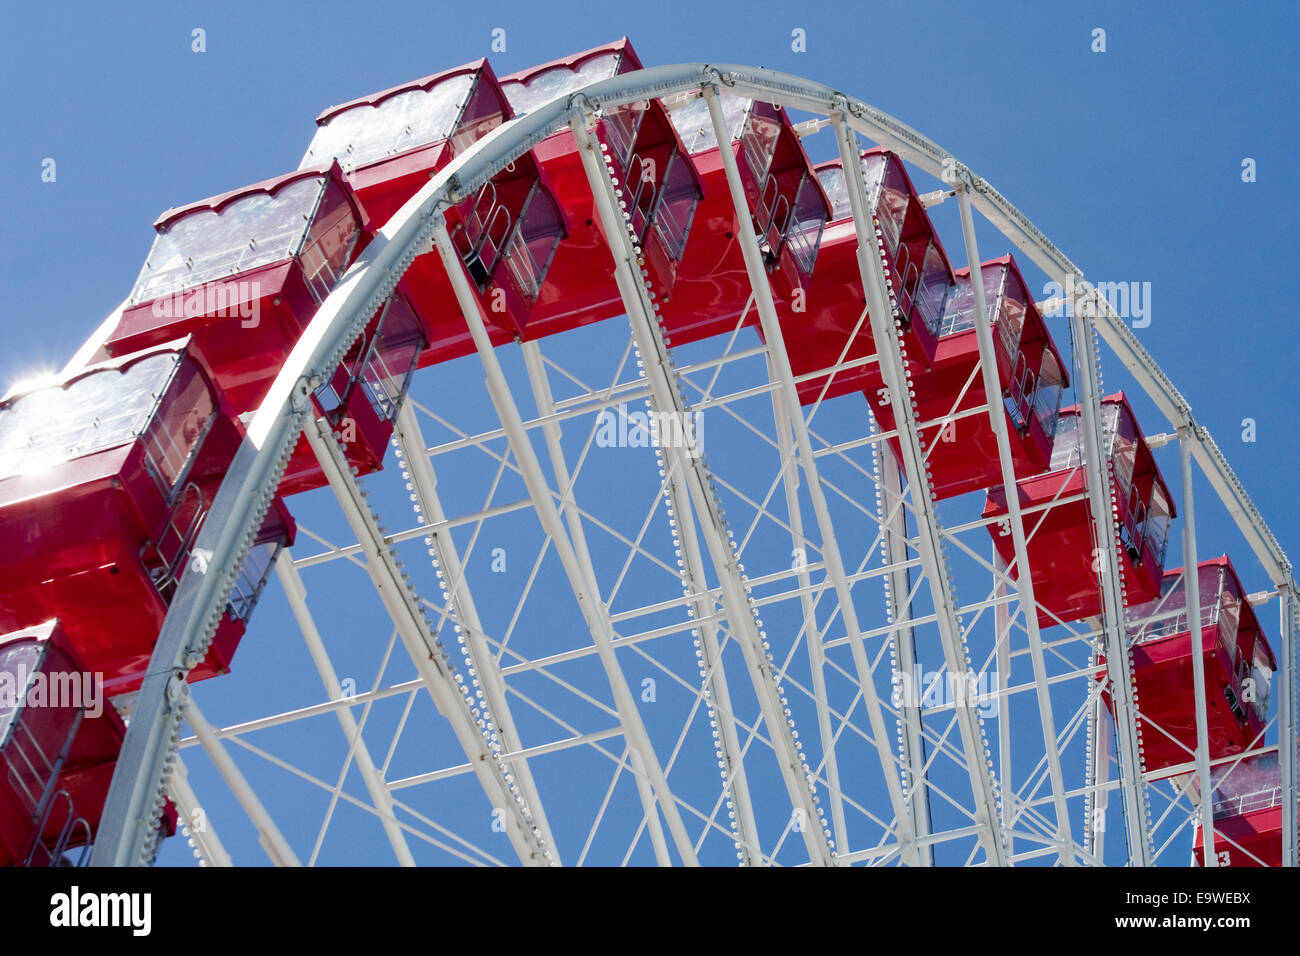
878, 443, 932, 864
953, 183, 1074, 862
166, 755, 233, 867
995, 548, 1013, 861
571, 103, 834, 865
275, 552, 417, 866
1281, 589, 1298, 866
302, 415, 551, 866
1177, 431, 1217, 865
1064, 282, 1153, 866
703, 91, 920, 862
430, 220, 700, 866
832, 113, 1006, 866
184, 698, 300, 867
770, 361, 848, 854
519, 341, 756, 864
392, 402, 561, 861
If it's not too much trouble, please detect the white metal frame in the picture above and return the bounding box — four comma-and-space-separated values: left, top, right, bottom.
88, 61, 1295, 867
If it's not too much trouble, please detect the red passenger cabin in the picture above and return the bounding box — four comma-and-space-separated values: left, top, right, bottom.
400, 148, 567, 363
109, 165, 366, 416
661, 89, 832, 347
1191, 744, 1295, 867
983, 393, 1174, 627
278, 293, 426, 495
870, 256, 1068, 498
776, 150, 953, 404
301, 60, 511, 232
0, 344, 295, 694
1103, 556, 1275, 777
0, 622, 126, 866
301, 58, 567, 365
499, 40, 704, 341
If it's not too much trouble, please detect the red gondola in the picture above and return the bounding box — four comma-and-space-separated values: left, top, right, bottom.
659, 89, 832, 347
0, 344, 294, 693
397, 149, 567, 364
869, 255, 1068, 498
1191, 743, 1295, 867
499, 40, 704, 341
301, 60, 510, 233
983, 392, 1174, 626
278, 293, 426, 495
1102, 556, 1275, 777
0, 622, 125, 866
108, 165, 366, 415
301, 59, 567, 365
776, 150, 953, 404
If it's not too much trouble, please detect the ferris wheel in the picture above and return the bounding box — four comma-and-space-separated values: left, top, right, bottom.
0, 40, 1294, 868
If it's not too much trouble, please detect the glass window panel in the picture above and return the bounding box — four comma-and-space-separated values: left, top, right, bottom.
602, 102, 646, 170
229, 541, 279, 622
0, 641, 43, 747
0, 352, 182, 481
784, 173, 827, 275
299, 178, 362, 304
301, 74, 475, 171
869, 156, 910, 254
130, 178, 325, 303
1128, 563, 1224, 642
1048, 405, 1117, 472
816, 165, 850, 222
1111, 407, 1139, 491
1249, 643, 1272, 720
650, 150, 700, 261
1031, 349, 1066, 439
140, 361, 216, 499
913, 243, 951, 336
1142, 482, 1173, 566
502, 54, 621, 116
667, 93, 750, 154
449, 75, 506, 156
358, 296, 425, 422
940, 265, 1003, 336
1209, 752, 1282, 819
502, 185, 564, 302
1047, 412, 1083, 471
739, 104, 781, 183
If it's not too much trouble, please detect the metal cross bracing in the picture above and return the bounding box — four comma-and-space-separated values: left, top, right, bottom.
138, 293, 1094, 864
135, 294, 1281, 865
73, 61, 1294, 868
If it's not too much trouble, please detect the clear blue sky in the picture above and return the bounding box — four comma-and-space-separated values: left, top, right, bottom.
1, 1, 1296, 866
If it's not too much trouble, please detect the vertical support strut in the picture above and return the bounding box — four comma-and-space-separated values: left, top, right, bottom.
392, 402, 561, 861
167, 756, 233, 867
770, 363, 849, 854
184, 698, 300, 867
302, 414, 551, 866
832, 113, 1006, 866
431, 219, 700, 866
878, 445, 932, 865
994, 548, 1013, 860
519, 341, 750, 864
1280, 586, 1298, 867
1085, 692, 1112, 860
699, 89, 919, 862
1065, 280, 1152, 866
954, 184, 1074, 863
1177, 431, 1216, 865
572, 100, 835, 865
276, 552, 417, 866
